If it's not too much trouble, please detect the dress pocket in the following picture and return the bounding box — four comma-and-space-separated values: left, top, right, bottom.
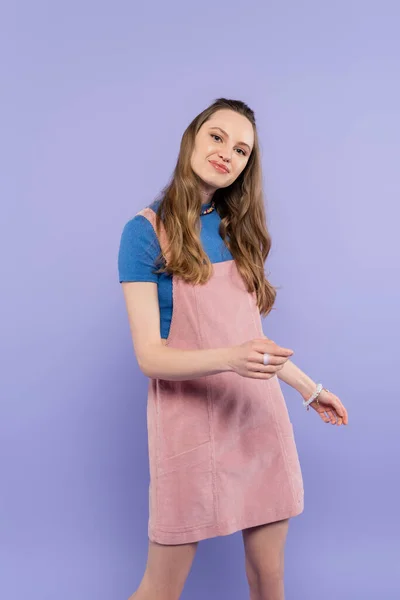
158, 440, 212, 475
156, 441, 215, 530
158, 378, 211, 461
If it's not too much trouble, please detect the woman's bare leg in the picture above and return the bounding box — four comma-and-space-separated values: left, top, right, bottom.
242, 518, 290, 600
128, 539, 199, 600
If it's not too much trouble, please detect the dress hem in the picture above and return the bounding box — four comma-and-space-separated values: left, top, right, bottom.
148, 498, 304, 545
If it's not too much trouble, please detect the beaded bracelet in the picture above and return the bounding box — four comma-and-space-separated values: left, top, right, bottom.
303, 383, 323, 411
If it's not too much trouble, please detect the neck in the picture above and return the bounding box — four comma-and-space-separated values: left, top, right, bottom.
199, 188, 216, 206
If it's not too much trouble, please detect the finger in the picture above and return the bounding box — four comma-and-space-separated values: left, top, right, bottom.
255, 341, 294, 357
323, 410, 334, 423
248, 371, 275, 380
319, 410, 330, 423
247, 362, 282, 374
324, 404, 346, 426
332, 396, 348, 424
330, 396, 348, 425
248, 360, 270, 371
325, 409, 337, 424
331, 407, 344, 426
317, 406, 332, 422
255, 354, 292, 368
256, 335, 295, 357
254, 353, 289, 366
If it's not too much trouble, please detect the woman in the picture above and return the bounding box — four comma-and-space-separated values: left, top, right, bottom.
118, 98, 349, 600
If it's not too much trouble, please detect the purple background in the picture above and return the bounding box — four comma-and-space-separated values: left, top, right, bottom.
2, 1, 399, 599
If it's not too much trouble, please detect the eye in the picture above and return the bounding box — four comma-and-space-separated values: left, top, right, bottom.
210, 133, 247, 156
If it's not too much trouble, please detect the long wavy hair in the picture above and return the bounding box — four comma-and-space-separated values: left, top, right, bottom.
152, 97, 277, 317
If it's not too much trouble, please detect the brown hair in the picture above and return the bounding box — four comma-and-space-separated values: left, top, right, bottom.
152, 97, 277, 317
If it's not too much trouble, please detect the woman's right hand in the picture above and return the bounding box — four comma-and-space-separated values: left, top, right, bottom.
227, 337, 294, 379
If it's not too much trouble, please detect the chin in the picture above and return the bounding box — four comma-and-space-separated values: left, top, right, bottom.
193, 168, 214, 187
199, 173, 216, 186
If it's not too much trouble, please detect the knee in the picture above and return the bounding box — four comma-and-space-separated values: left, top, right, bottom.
245, 558, 284, 594
131, 572, 182, 600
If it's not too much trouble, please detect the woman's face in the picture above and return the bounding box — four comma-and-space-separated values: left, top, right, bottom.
190, 109, 254, 193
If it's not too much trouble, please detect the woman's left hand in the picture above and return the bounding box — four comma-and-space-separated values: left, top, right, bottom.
306, 388, 349, 426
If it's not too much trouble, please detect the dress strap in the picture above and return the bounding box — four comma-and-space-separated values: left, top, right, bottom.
136, 207, 171, 265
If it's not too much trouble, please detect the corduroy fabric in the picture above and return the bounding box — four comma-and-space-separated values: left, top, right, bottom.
137, 207, 304, 545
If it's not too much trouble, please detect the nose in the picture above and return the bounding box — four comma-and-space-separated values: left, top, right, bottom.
218, 149, 232, 163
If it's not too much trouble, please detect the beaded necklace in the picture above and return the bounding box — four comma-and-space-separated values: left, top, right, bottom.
200, 200, 216, 216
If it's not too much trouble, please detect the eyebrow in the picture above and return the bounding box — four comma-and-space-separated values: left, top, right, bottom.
209, 126, 252, 152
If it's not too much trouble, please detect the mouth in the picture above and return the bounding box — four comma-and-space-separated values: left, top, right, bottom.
209, 160, 230, 174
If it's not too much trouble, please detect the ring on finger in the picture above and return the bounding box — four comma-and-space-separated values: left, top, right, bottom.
263, 353, 270, 366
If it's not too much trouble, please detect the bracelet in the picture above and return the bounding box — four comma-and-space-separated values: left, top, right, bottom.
303, 383, 323, 411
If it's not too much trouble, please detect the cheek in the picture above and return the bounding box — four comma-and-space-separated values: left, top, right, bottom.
190, 147, 200, 167
232, 156, 247, 173
190, 149, 204, 174
204, 144, 216, 158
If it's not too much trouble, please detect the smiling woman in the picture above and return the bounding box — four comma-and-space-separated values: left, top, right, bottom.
190, 111, 254, 186
118, 97, 348, 600
141, 100, 276, 317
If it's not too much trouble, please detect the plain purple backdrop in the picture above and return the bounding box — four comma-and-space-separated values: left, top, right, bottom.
2, 1, 399, 599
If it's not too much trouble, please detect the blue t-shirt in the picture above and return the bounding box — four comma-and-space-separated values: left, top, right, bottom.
118, 198, 233, 338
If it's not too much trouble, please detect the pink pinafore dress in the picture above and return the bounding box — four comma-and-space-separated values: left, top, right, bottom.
138, 207, 304, 545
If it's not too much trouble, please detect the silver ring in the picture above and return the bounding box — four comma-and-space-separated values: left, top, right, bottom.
263, 353, 270, 366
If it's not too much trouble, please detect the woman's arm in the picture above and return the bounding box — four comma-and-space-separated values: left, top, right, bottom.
277, 358, 349, 426
276, 359, 317, 400
121, 280, 233, 380
121, 283, 291, 382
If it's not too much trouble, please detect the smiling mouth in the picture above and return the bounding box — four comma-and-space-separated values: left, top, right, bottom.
209, 161, 229, 174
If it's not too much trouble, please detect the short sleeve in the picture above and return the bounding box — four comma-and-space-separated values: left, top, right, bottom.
118, 215, 161, 283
